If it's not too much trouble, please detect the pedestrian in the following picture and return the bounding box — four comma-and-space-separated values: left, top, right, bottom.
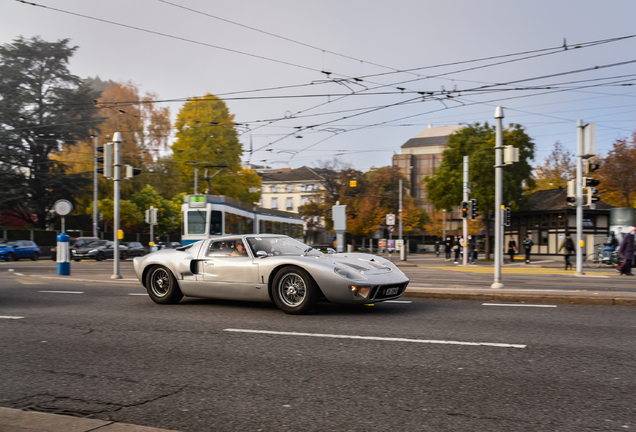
444, 236, 452, 261
454, 235, 461, 264
558, 232, 575, 270
507, 236, 517, 264
523, 235, 534, 264
617, 226, 635, 276
602, 231, 618, 261
467, 235, 475, 264
434, 241, 440, 257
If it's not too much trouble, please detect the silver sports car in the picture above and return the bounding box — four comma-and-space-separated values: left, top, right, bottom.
133, 234, 409, 314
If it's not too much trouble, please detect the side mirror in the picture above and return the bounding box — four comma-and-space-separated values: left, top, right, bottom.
256, 250, 268, 258
327, 248, 337, 254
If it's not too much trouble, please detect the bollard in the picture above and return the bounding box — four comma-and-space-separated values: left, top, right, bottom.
347, 244, 353, 253
56, 233, 70, 275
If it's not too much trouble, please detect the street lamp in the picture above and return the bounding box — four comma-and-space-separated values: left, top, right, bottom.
491, 106, 504, 289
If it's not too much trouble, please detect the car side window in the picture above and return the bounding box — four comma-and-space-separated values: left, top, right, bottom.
14, 241, 23, 248
205, 240, 232, 257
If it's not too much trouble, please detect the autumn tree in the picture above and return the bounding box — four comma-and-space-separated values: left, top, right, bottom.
596, 132, 636, 207
0, 36, 102, 228
534, 141, 575, 190
424, 122, 535, 258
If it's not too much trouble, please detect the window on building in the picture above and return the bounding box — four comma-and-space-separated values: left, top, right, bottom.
286, 184, 293, 192
286, 197, 294, 211
271, 198, 278, 209
271, 185, 278, 193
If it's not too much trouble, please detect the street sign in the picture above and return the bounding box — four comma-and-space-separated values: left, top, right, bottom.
387, 225, 395, 233
395, 239, 404, 249
386, 213, 396, 226
54, 199, 73, 216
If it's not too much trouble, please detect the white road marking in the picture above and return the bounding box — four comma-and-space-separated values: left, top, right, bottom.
128, 293, 148, 296
14, 272, 24, 276
224, 329, 526, 349
384, 300, 412, 303
38, 291, 84, 294
483, 303, 557, 308
0, 316, 24, 319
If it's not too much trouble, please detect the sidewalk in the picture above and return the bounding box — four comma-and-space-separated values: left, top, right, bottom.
0, 407, 179, 432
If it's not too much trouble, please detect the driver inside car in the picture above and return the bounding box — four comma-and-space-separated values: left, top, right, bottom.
230, 240, 248, 257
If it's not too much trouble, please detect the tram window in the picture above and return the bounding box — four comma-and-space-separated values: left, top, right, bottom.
246, 217, 254, 234
225, 212, 237, 235
187, 210, 206, 234
273, 221, 281, 234
210, 211, 222, 235
265, 220, 272, 233
282, 223, 289, 235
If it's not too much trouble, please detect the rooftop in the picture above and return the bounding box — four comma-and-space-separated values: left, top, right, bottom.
259, 166, 325, 183
519, 188, 614, 212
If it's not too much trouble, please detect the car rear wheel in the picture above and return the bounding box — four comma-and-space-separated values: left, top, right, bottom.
272, 266, 318, 315
146, 265, 183, 304
31, 252, 39, 261
96, 251, 104, 261
6, 253, 14, 262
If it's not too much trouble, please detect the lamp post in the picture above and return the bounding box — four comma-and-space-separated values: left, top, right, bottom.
111, 132, 122, 280
491, 106, 504, 289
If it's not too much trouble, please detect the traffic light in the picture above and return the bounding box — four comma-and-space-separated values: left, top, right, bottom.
504, 207, 511, 226
144, 207, 158, 225
124, 165, 142, 179
470, 199, 478, 220
584, 177, 600, 187
349, 180, 357, 188
461, 201, 469, 218
586, 187, 600, 206
566, 179, 576, 206
96, 143, 113, 178
584, 160, 600, 174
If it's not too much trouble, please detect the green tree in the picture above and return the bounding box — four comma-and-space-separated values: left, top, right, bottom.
423, 123, 535, 257
89, 198, 142, 232
172, 94, 259, 201
131, 185, 180, 234
596, 132, 636, 207
0, 36, 102, 228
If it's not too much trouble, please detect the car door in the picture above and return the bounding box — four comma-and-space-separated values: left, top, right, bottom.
196, 238, 264, 301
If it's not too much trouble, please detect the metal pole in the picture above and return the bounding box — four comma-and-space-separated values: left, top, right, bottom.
576, 120, 585, 275
194, 168, 198, 195
463, 155, 469, 266
93, 134, 99, 238
399, 179, 405, 261
111, 132, 122, 279
491, 106, 505, 289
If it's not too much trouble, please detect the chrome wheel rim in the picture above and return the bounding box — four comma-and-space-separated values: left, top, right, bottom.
278, 273, 306, 307
151, 268, 170, 297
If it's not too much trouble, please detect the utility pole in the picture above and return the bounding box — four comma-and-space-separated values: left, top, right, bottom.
491, 107, 504, 289
575, 120, 585, 275
93, 134, 99, 238
463, 156, 469, 266
111, 132, 122, 280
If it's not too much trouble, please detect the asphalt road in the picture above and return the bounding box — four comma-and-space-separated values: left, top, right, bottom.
1, 267, 635, 431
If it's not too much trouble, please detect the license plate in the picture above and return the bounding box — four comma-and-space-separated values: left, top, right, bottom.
384, 287, 399, 295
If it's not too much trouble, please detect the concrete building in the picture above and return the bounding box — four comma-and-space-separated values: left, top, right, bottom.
392, 124, 464, 231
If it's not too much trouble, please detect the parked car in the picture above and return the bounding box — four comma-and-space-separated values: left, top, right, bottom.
71, 240, 129, 261
122, 241, 146, 257
0, 240, 41, 261
151, 242, 182, 252
134, 234, 409, 314
51, 236, 100, 261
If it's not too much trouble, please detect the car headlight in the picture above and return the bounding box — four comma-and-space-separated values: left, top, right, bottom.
89, 249, 97, 253
350, 285, 372, 299
334, 267, 358, 280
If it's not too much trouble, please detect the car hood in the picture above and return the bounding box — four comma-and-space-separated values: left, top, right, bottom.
313, 252, 403, 276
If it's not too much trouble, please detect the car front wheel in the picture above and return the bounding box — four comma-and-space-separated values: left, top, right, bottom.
96, 252, 104, 261
146, 265, 183, 304
272, 266, 318, 314
6, 253, 14, 262
31, 252, 39, 261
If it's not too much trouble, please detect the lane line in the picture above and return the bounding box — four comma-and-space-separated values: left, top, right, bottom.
38, 291, 84, 294
0, 316, 24, 319
482, 303, 557, 308
385, 300, 412, 303
224, 328, 526, 349
128, 293, 148, 296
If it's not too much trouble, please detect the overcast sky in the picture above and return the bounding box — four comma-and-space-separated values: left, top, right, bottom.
3, 0, 636, 172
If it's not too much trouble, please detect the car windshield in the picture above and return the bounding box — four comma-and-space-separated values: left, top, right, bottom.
87, 241, 107, 247
0, 241, 10, 247
245, 236, 321, 257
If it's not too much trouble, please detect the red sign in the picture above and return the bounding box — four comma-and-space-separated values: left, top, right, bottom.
387, 226, 395, 233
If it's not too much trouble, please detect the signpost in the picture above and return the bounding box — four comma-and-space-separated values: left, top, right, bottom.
53, 199, 73, 276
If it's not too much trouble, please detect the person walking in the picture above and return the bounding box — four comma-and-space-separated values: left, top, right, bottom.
617, 227, 635, 276
453, 235, 461, 264
434, 241, 440, 257
558, 232, 575, 270
523, 235, 534, 264
507, 236, 517, 264
467, 235, 476, 264
444, 236, 452, 261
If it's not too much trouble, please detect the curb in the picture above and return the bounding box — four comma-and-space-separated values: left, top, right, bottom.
403, 289, 636, 306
